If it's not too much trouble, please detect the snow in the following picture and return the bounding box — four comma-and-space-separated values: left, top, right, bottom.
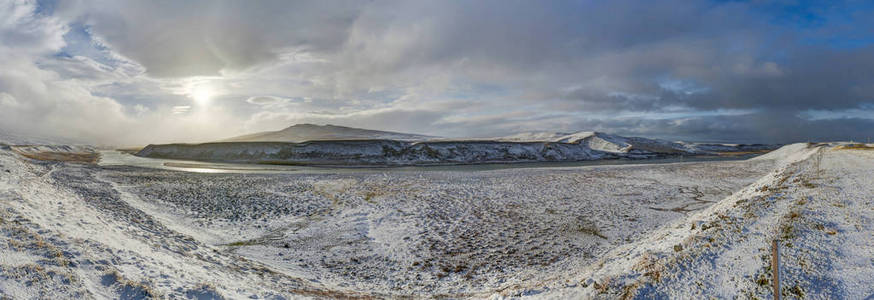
136, 140, 614, 165
495, 131, 573, 142
495, 131, 665, 153
138, 131, 777, 166
2, 142, 871, 298
0, 147, 338, 299
496, 131, 778, 156
507, 143, 874, 299
9, 145, 95, 154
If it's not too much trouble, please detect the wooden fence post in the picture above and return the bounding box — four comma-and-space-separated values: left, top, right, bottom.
772, 239, 780, 300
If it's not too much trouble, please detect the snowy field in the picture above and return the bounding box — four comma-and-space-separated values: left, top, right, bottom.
530, 144, 874, 299
1, 143, 873, 298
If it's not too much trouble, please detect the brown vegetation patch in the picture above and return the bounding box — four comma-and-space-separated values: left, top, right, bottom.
13, 149, 98, 164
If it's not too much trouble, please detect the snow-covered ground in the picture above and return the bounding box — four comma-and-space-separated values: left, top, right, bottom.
2, 143, 872, 299
517, 143, 874, 299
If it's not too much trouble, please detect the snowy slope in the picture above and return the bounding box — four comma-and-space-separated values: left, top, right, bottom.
510, 143, 874, 299
522, 132, 779, 154
141, 126, 779, 166
221, 123, 435, 142
9, 145, 95, 154
496, 131, 572, 142
0, 145, 365, 299
498, 131, 633, 152
498, 131, 715, 154
4, 140, 870, 298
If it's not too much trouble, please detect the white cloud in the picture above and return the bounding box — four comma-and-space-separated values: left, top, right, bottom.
171, 106, 191, 114
246, 96, 287, 105
0, 1, 251, 145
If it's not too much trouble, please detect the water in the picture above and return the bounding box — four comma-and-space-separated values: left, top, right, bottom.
98, 150, 763, 174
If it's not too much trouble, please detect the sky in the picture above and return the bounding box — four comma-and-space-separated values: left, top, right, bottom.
1, 0, 874, 145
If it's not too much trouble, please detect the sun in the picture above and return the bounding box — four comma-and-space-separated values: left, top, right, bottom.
191, 86, 212, 106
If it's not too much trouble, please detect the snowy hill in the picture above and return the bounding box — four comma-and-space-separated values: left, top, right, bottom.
496, 131, 572, 142
498, 131, 775, 154
220, 124, 435, 143
137, 126, 779, 166
518, 143, 874, 299
498, 131, 693, 154
136, 140, 614, 165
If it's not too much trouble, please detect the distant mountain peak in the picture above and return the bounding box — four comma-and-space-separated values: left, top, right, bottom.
286, 123, 334, 128
219, 124, 435, 143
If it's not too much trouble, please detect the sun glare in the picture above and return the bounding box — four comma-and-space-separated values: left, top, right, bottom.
191, 86, 212, 106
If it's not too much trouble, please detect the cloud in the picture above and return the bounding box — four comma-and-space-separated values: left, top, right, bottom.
245, 96, 286, 105
2, 0, 874, 145
53, 0, 365, 77
0, 1, 250, 145
171, 105, 190, 114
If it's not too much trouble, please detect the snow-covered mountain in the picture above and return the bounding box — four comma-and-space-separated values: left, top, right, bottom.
220, 124, 435, 143
498, 131, 693, 154
497, 131, 775, 154
496, 131, 572, 142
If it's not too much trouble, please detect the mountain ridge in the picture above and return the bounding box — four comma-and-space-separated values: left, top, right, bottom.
220, 124, 434, 143
137, 124, 778, 166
